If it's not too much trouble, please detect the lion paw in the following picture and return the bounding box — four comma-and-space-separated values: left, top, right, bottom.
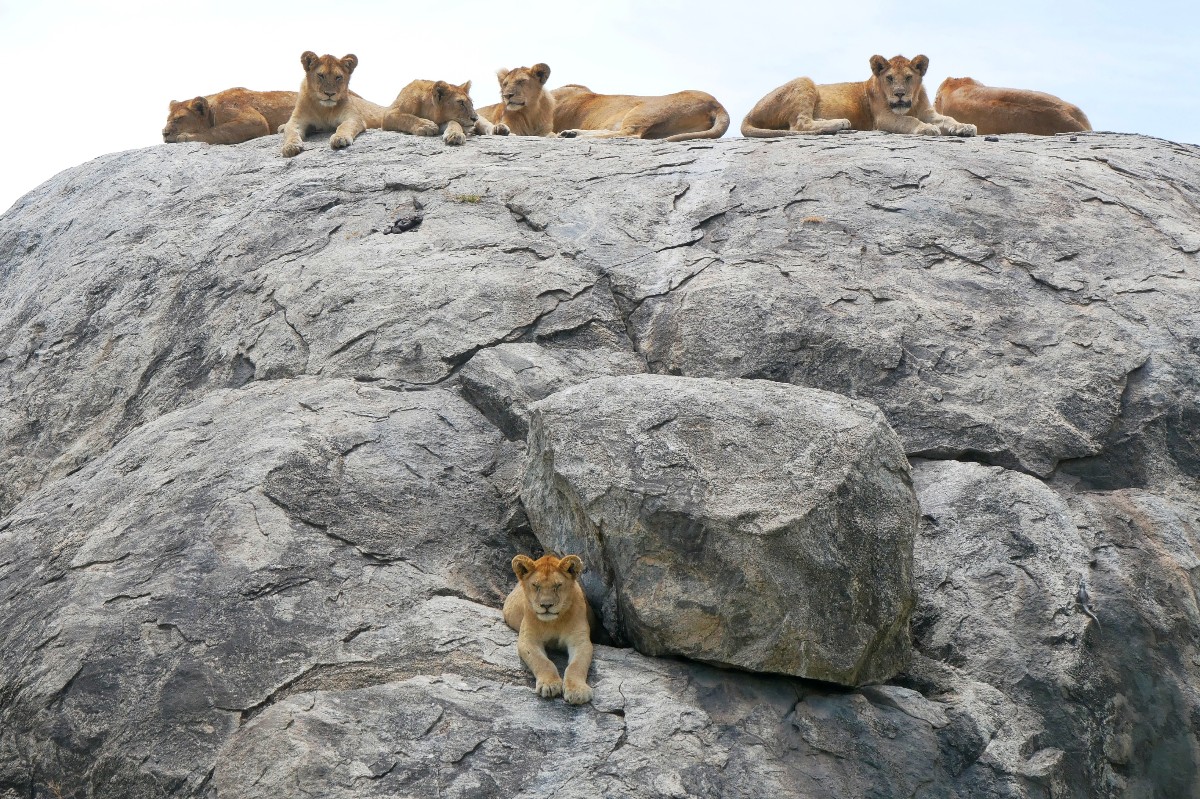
494, 123, 510, 136
329, 134, 353, 150
948, 122, 977, 137
916, 124, 941, 136
563, 681, 593, 705
558, 129, 580, 138
414, 121, 439, 137
535, 676, 563, 698
281, 141, 303, 158
443, 129, 466, 146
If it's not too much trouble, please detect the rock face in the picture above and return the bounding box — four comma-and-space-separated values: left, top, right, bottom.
1, 130, 1199, 799
521, 373, 916, 686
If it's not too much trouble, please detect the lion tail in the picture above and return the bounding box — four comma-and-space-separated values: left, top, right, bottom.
664, 103, 730, 142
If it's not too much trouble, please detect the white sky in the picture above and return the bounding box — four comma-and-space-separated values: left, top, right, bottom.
1, 0, 1197, 214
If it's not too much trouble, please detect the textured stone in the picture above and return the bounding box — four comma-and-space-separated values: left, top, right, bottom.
1, 131, 1198, 798
521, 373, 916, 686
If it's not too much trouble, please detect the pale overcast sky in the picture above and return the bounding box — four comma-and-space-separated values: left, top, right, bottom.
1, 0, 1196, 214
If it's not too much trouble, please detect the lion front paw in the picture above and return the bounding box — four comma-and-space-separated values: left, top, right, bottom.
535, 675, 563, 699
947, 122, 977, 137
494, 123, 510, 136
558, 129, 580, 138
329, 133, 353, 150
443, 128, 466, 146
281, 141, 303, 157
915, 123, 941, 136
563, 680, 593, 705
413, 120, 439, 137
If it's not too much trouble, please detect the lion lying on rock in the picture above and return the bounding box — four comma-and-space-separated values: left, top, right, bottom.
477, 63, 555, 137
383, 79, 504, 146
742, 54, 976, 137
503, 553, 595, 705
280, 51, 386, 157
935, 77, 1092, 135
553, 85, 729, 141
162, 88, 297, 144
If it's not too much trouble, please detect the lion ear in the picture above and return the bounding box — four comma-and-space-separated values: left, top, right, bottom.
532, 63, 551, 84
870, 55, 889, 76
512, 555, 536, 580
189, 97, 209, 117
341, 54, 358, 73
496, 67, 510, 84
911, 55, 930, 76
301, 51, 319, 72
434, 80, 449, 101
559, 555, 583, 578
460, 80, 472, 94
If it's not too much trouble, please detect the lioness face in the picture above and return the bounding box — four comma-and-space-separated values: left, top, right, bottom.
513, 554, 582, 622
162, 97, 210, 142
433, 80, 479, 127
870, 54, 929, 114
301, 51, 357, 108
497, 63, 550, 111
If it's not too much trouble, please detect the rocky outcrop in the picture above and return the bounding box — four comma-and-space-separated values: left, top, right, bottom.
521, 374, 917, 686
1, 130, 1198, 798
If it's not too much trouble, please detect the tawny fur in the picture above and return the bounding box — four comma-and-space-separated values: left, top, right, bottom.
280, 51, 387, 157
383, 79, 504, 146
503, 554, 596, 705
162, 88, 297, 144
477, 63, 555, 137
742, 54, 976, 138
934, 77, 1092, 136
552, 84, 729, 142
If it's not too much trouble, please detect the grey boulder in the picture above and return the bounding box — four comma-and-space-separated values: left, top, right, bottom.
521, 373, 917, 686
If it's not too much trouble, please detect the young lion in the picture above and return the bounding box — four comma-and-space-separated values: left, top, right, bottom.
382, 79, 503, 146
742, 54, 976, 138
503, 553, 595, 705
280, 51, 386, 157
935, 77, 1092, 136
553, 84, 730, 141
162, 88, 297, 144
477, 63, 555, 137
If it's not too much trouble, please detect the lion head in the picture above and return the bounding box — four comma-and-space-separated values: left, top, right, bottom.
300, 51, 358, 108
512, 554, 583, 622
496, 63, 551, 112
431, 80, 479, 127
162, 97, 212, 142
869, 54, 929, 114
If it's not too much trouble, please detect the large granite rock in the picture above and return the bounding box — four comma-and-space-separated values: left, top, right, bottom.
1, 130, 1198, 798
521, 373, 917, 686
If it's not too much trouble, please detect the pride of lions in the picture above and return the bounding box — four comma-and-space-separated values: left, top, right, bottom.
162, 51, 1091, 707
162, 51, 1093, 154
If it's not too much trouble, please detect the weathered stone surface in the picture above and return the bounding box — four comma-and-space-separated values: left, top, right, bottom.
458, 343, 645, 440
521, 373, 916, 686
1, 131, 1198, 798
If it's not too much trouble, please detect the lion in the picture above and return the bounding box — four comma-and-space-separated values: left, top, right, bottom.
162, 88, 297, 144
502, 553, 596, 705
742, 54, 976, 138
382, 79, 505, 146
477, 63, 555, 137
934, 77, 1092, 136
553, 84, 729, 141
280, 51, 386, 157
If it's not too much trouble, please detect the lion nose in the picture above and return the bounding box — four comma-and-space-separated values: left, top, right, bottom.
893, 88, 907, 97
470, 113, 478, 121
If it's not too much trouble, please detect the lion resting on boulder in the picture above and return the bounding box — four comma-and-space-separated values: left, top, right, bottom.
742, 54, 976, 137
553, 85, 729, 141
935, 77, 1092, 135
503, 553, 595, 705
280, 51, 386, 157
162, 88, 297, 144
383, 79, 504, 146
477, 63, 555, 137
